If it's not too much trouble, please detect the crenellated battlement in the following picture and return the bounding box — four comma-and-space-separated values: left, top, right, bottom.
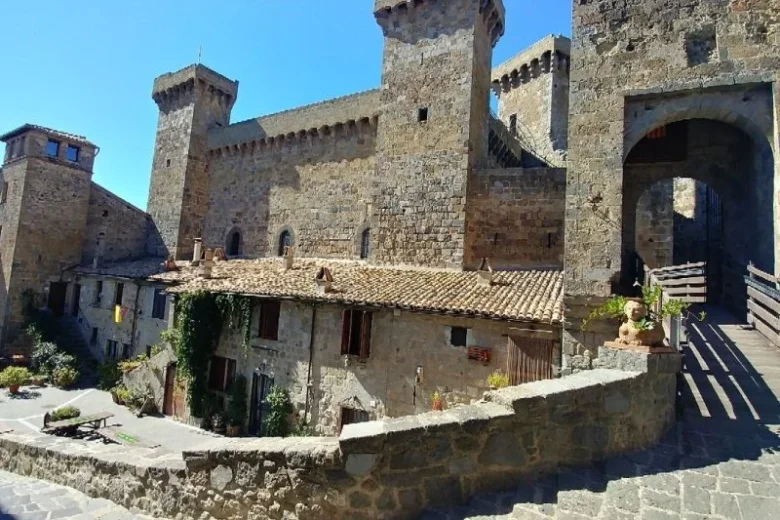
151, 64, 238, 112
374, 0, 505, 47
207, 115, 378, 159
491, 35, 570, 96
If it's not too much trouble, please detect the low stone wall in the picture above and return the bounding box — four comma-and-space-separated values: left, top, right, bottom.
0, 346, 680, 519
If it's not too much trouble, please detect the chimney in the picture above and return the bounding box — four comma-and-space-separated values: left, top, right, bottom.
200, 249, 214, 279
477, 258, 494, 286
315, 267, 333, 294
283, 246, 295, 270
191, 238, 203, 266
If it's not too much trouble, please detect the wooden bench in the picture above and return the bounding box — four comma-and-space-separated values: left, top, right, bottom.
41, 412, 114, 434
94, 426, 160, 448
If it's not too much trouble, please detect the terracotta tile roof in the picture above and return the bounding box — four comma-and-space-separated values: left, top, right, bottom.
73, 258, 564, 324
0, 124, 95, 146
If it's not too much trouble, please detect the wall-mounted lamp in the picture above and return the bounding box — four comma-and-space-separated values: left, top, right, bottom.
415, 366, 424, 384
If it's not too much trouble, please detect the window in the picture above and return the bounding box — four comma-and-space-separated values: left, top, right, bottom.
360, 228, 371, 259
146, 345, 153, 357
1, 182, 8, 203
165, 159, 171, 168
122, 343, 131, 360
17, 136, 24, 158
258, 300, 281, 341
106, 340, 118, 359
114, 283, 124, 306
208, 356, 236, 392
151, 288, 167, 320
94, 280, 103, 305
90, 327, 98, 345
418, 107, 429, 122
509, 114, 517, 135
278, 230, 292, 257
450, 326, 468, 347
341, 309, 372, 359
228, 230, 241, 256
66, 145, 80, 162
340, 407, 370, 431
46, 139, 60, 158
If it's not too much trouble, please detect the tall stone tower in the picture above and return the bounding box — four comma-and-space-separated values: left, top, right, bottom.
146, 65, 238, 260
0, 125, 95, 344
373, 0, 505, 268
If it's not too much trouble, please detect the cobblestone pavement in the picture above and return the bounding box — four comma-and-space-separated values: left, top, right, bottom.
0, 470, 154, 520
425, 307, 780, 520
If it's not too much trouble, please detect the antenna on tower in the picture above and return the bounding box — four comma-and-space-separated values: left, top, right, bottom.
197, 45, 203, 64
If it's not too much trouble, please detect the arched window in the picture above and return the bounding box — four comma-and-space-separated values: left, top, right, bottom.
360, 228, 371, 259
228, 230, 241, 256
278, 230, 293, 257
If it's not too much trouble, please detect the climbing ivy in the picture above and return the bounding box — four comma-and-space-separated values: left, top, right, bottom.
172, 291, 254, 417
215, 293, 254, 350
173, 291, 223, 418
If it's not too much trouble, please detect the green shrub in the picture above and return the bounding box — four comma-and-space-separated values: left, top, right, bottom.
50, 406, 81, 421
263, 387, 292, 437
53, 366, 79, 388
31, 341, 74, 377
487, 370, 510, 389
98, 362, 121, 390
0, 366, 31, 387
290, 421, 319, 437
113, 385, 131, 405
118, 354, 148, 373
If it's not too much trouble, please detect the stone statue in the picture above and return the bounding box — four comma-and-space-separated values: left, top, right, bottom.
616, 300, 665, 347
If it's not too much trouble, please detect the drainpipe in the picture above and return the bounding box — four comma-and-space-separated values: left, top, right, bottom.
303, 303, 317, 425
129, 282, 141, 356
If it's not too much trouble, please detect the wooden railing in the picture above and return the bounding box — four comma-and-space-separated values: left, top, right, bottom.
746, 262, 780, 348
645, 262, 707, 350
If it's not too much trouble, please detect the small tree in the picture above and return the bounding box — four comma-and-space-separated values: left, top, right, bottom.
263, 386, 292, 437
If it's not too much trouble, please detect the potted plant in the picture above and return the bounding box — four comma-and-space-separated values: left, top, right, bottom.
487, 370, 510, 390
227, 375, 247, 437
431, 391, 445, 412
30, 373, 47, 387
0, 366, 31, 394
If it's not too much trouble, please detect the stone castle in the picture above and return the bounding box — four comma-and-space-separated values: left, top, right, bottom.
0, 0, 777, 434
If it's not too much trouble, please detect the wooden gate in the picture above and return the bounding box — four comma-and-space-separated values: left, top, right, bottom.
507, 336, 555, 385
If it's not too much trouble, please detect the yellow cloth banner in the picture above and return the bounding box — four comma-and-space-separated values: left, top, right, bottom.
114, 305, 122, 324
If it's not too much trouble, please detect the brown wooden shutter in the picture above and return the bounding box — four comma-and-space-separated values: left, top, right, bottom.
341, 310, 352, 355
260, 301, 281, 340
359, 312, 372, 360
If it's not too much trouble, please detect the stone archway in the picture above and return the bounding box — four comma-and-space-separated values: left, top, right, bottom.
621, 117, 775, 313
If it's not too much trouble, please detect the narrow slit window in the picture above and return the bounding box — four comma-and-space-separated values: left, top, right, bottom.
360, 228, 371, 259
418, 107, 429, 122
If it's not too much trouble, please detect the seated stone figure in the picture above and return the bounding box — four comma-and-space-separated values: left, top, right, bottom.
617, 300, 665, 348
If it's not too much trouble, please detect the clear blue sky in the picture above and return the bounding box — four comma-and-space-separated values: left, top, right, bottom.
0, 0, 572, 210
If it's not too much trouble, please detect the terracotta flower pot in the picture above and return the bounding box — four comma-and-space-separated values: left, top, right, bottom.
8, 384, 20, 394
432, 398, 445, 411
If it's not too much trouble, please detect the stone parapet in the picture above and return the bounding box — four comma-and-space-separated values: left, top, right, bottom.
0, 348, 679, 519
151, 64, 238, 113
492, 34, 571, 95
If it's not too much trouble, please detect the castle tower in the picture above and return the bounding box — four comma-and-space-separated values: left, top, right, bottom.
0, 125, 95, 344
373, 0, 506, 268
146, 65, 238, 259
492, 35, 570, 165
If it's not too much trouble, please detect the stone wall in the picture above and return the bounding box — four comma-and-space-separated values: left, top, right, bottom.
81, 183, 150, 265
465, 167, 565, 269
212, 300, 556, 435
634, 180, 674, 271
202, 124, 377, 259
0, 346, 680, 520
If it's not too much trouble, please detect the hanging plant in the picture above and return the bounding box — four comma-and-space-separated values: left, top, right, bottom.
215, 294, 254, 350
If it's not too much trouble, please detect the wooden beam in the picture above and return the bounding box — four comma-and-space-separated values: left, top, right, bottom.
659, 276, 706, 287
748, 264, 777, 284
664, 286, 707, 296
679, 296, 707, 303
748, 286, 780, 314
650, 262, 706, 274
748, 301, 780, 332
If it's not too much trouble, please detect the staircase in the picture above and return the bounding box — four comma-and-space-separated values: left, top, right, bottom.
56, 316, 99, 387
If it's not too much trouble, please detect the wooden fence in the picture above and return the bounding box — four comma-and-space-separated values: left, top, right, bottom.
646, 262, 707, 304
746, 262, 780, 348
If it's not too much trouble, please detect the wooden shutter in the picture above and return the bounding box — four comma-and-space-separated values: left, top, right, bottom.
341, 310, 352, 355
260, 301, 281, 340
359, 312, 372, 360
507, 337, 555, 385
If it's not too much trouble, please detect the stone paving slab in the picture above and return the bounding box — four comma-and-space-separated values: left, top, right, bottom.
0, 470, 156, 519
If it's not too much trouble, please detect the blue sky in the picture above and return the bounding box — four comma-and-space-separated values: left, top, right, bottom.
0, 0, 572, 210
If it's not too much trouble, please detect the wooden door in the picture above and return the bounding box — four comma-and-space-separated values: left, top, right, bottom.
47, 282, 67, 317
249, 373, 274, 436
507, 336, 555, 385
163, 364, 177, 416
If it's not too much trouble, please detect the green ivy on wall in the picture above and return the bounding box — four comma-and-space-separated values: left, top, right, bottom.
170, 291, 254, 417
